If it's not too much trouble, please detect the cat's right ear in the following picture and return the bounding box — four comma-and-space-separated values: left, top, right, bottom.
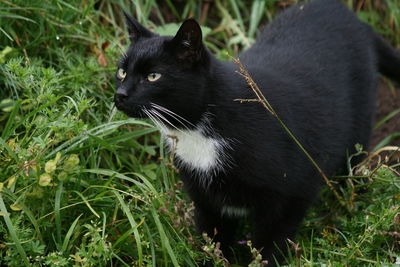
171, 19, 203, 62
123, 12, 154, 42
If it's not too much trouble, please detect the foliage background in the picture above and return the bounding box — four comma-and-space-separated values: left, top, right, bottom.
0, 0, 399, 266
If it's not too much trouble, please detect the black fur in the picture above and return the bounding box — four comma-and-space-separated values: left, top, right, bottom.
115, 0, 400, 265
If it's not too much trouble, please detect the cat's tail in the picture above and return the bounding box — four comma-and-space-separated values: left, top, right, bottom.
375, 35, 400, 83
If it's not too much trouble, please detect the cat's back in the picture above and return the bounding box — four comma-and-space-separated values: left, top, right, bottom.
240, 0, 374, 70
220, 0, 379, 192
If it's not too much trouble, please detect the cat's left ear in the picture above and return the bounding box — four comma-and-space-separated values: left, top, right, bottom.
171, 19, 203, 61
123, 11, 154, 42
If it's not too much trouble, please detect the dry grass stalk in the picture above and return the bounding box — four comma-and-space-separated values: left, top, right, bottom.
231, 57, 349, 211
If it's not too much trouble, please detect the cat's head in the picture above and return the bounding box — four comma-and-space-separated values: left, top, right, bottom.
114, 13, 212, 128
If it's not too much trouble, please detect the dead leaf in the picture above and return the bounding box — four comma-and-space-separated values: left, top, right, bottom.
97, 52, 107, 67
394, 212, 400, 226
101, 41, 110, 50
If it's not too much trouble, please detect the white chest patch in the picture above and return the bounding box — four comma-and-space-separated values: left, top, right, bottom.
162, 127, 229, 176
143, 105, 232, 185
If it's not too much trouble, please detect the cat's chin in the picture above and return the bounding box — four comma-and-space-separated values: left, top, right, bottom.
114, 103, 148, 119
122, 110, 147, 119
121, 109, 148, 119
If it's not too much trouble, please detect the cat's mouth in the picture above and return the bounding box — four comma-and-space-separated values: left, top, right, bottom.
114, 95, 148, 119
115, 98, 195, 130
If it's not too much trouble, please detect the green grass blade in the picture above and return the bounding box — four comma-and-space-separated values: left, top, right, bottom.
1, 100, 21, 140
373, 132, 400, 150
112, 217, 145, 249
61, 213, 83, 252
72, 190, 100, 218
164, 0, 181, 20
112, 227, 135, 249
150, 209, 179, 267
0, 12, 37, 23
0, 193, 30, 266
112, 252, 131, 267
228, 0, 245, 32
113, 190, 143, 267
101, 211, 106, 239
54, 181, 63, 249
143, 222, 156, 267
0, 26, 13, 41
374, 108, 400, 129
248, 0, 265, 39
46, 119, 152, 159
81, 168, 151, 193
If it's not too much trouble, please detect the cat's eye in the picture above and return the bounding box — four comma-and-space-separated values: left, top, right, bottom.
147, 73, 161, 82
117, 68, 126, 80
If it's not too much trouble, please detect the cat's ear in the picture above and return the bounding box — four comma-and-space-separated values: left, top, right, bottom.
171, 19, 203, 61
123, 11, 154, 42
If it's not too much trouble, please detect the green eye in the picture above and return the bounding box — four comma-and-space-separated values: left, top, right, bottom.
147, 73, 161, 82
117, 68, 126, 80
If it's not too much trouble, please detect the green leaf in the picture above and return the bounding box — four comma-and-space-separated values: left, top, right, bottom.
0, 46, 17, 64
143, 145, 156, 156
0, 98, 15, 112
144, 169, 157, 180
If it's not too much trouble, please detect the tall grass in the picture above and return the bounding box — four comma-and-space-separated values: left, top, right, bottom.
0, 0, 399, 266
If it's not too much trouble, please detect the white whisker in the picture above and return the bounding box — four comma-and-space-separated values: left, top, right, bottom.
153, 107, 190, 130
143, 107, 168, 132
152, 103, 194, 126
151, 103, 195, 128
151, 109, 185, 134
121, 51, 127, 59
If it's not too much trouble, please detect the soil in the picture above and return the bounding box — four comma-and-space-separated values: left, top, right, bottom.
370, 79, 400, 149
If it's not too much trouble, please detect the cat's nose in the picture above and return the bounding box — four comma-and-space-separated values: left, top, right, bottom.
116, 86, 128, 97
115, 86, 129, 104
115, 93, 127, 104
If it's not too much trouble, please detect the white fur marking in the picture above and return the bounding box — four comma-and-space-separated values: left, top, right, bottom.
163, 127, 227, 174
143, 106, 231, 186
221, 205, 248, 217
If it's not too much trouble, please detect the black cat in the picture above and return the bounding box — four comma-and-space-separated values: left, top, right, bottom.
114, 0, 400, 265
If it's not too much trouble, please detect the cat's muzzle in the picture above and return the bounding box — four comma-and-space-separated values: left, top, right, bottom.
114, 95, 148, 119
114, 93, 127, 107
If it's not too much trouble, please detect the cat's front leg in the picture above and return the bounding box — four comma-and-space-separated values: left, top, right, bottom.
193, 202, 239, 262
251, 211, 280, 266
252, 197, 309, 266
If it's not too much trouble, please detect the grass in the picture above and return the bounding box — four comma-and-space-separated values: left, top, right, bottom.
0, 0, 399, 266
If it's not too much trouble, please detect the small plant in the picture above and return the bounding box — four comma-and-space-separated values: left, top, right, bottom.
202, 232, 230, 266
247, 241, 269, 267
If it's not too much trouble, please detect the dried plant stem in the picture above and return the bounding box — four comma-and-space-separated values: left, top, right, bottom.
232, 57, 349, 211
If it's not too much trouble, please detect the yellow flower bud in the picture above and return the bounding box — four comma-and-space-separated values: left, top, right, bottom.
39, 173, 52, 186
45, 160, 57, 173
55, 152, 61, 163
7, 176, 16, 189
10, 203, 22, 211
64, 154, 80, 170
57, 171, 69, 182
